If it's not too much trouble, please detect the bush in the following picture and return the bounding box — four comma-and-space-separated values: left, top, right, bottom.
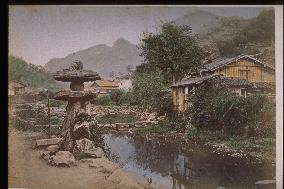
97, 113, 140, 124
94, 95, 114, 106
190, 82, 275, 136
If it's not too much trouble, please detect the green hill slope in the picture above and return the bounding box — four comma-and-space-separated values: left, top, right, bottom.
9, 55, 61, 92
199, 9, 275, 66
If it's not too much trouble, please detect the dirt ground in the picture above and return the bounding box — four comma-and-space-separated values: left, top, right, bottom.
8, 127, 149, 189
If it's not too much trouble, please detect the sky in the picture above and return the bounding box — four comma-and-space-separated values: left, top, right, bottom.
9, 6, 271, 66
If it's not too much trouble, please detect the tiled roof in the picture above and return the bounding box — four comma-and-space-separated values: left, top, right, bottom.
252, 82, 275, 90
172, 74, 220, 87
219, 77, 253, 87
204, 55, 275, 71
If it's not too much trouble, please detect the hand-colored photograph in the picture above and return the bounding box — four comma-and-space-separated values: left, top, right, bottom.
8, 5, 283, 189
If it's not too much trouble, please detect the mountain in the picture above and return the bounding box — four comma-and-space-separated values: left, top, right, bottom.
9, 55, 61, 92
174, 9, 220, 34
45, 38, 143, 78
198, 9, 275, 65
45, 9, 275, 77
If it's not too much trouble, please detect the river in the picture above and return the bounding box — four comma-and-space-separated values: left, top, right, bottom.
98, 131, 275, 189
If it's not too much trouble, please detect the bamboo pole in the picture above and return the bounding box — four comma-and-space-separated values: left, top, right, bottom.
47, 90, 51, 138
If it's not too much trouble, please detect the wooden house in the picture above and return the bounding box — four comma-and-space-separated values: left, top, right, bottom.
90, 80, 119, 96
204, 54, 275, 83
172, 73, 253, 112
8, 80, 26, 96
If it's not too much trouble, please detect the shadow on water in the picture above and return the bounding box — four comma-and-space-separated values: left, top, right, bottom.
98, 132, 274, 189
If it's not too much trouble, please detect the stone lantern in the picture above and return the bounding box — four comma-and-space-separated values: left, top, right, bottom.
52, 60, 102, 158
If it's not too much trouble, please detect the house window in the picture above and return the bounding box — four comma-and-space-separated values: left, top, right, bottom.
240, 88, 247, 97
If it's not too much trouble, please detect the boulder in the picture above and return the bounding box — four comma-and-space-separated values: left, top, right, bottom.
49, 151, 76, 167
41, 151, 51, 161
255, 179, 276, 189
73, 121, 91, 140
73, 138, 104, 159
88, 157, 119, 174
35, 138, 61, 148
46, 145, 60, 153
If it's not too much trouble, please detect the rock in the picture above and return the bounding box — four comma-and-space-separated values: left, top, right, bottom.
49, 151, 76, 167
46, 145, 60, 153
70, 81, 84, 91
41, 151, 51, 161
88, 157, 119, 174
35, 138, 61, 148
79, 158, 96, 164
146, 113, 156, 121
86, 147, 104, 158
73, 121, 91, 140
53, 90, 96, 101
53, 69, 101, 82
255, 180, 276, 185
216, 186, 225, 189
73, 138, 104, 159
107, 169, 147, 189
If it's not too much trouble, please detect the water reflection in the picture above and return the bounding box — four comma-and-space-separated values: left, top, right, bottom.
102, 132, 274, 189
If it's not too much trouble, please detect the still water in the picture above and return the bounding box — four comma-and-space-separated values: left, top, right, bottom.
100, 132, 274, 189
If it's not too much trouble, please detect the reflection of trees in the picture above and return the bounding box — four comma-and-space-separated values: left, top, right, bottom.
129, 135, 180, 176
102, 132, 275, 189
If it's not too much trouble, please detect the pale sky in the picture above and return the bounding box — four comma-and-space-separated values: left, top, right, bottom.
9, 5, 270, 66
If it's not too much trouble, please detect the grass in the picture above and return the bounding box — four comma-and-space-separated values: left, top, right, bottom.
188, 129, 276, 160
97, 114, 140, 124
134, 121, 173, 135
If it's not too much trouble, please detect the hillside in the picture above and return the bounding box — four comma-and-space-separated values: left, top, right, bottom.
45, 38, 143, 77
9, 56, 61, 92
174, 9, 220, 34
198, 9, 275, 66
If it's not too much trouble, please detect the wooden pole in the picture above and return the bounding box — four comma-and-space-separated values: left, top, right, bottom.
47, 90, 51, 138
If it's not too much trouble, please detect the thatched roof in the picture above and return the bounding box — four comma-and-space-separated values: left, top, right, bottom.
204, 54, 275, 71
53, 90, 96, 101
53, 70, 101, 82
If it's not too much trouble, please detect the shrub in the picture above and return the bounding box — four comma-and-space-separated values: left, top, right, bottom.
94, 95, 114, 105
190, 82, 276, 136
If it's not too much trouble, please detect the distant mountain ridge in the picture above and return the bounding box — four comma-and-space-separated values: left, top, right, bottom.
44, 9, 274, 77
45, 38, 143, 77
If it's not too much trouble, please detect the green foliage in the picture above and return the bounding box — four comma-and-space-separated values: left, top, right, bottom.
130, 69, 170, 110
138, 22, 204, 83
190, 82, 275, 136
97, 114, 140, 124
50, 117, 63, 125
241, 10, 274, 43
135, 121, 173, 135
94, 95, 114, 106
202, 9, 275, 64
9, 55, 61, 92
48, 99, 67, 107
110, 90, 124, 105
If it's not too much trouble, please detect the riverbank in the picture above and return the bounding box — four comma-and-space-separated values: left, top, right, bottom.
91, 105, 276, 165
133, 124, 276, 166
8, 127, 150, 189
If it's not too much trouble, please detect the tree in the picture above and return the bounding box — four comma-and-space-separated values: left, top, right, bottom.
131, 69, 169, 109
138, 22, 204, 84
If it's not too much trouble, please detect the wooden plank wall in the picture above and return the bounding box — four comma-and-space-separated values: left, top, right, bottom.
216, 59, 275, 82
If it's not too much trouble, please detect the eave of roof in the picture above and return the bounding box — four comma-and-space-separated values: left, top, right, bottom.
204, 55, 275, 71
